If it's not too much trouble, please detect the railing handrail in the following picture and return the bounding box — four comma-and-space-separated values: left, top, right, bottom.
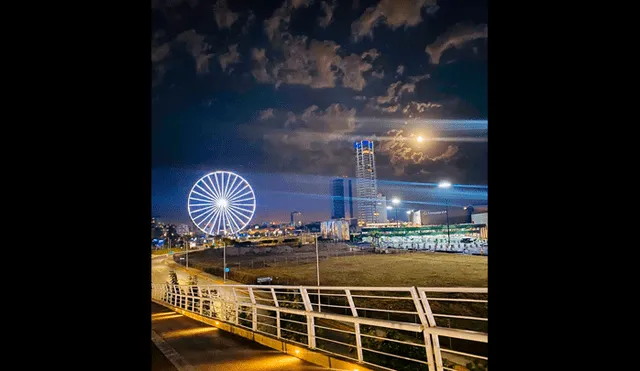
151, 282, 488, 371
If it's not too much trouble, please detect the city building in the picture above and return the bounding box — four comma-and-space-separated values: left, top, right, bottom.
375, 193, 387, 223
290, 211, 302, 226
331, 178, 346, 219
354, 140, 378, 225
347, 178, 354, 219
176, 224, 191, 236
472, 211, 488, 239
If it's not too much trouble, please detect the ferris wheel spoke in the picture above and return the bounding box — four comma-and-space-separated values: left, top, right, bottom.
200, 208, 219, 233
207, 207, 222, 235
220, 173, 227, 201
204, 175, 221, 199
231, 203, 255, 207
228, 204, 254, 214
224, 174, 238, 200
193, 187, 216, 201
194, 208, 216, 225
226, 207, 247, 228
189, 196, 215, 203
215, 206, 225, 235
189, 203, 215, 207
228, 206, 252, 220
212, 174, 224, 200
226, 176, 244, 199
191, 204, 215, 214
229, 197, 255, 204
225, 208, 241, 234
228, 184, 249, 199
229, 190, 253, 202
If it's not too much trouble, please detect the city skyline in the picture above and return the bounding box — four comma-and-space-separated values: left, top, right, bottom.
152, 0, 488, 225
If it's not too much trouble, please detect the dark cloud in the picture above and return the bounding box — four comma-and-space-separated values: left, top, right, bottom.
257, 104, 358, 175
351, 0, 439, 41
425, 22, 488, 64
318, 1, 337, 28
213, 0, 239, 29
218, 43, 240, 73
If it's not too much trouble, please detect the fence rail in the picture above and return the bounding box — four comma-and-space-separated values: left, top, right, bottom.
151, 283, 488, 371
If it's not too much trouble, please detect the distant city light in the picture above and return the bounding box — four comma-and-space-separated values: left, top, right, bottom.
438, 181, 452, 188
386, 206, 392, 210
391, 197, 400, 205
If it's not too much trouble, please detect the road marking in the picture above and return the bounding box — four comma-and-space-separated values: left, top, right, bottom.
151, 330, 198, 371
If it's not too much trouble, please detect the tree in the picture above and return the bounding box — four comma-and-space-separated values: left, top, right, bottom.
166, 270, 179, 306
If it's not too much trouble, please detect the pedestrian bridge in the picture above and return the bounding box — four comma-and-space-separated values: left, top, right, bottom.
151, 283, 488, 371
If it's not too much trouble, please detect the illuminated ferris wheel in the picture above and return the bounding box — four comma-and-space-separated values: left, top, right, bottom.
187, 171, 256, 236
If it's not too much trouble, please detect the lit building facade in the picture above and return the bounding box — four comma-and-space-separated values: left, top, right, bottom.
331, 178, 346, 219
375, 193, 387, 223
354, 140, 378, 225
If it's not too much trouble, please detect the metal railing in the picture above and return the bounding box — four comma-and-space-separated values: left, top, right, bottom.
151, 283, 488, 371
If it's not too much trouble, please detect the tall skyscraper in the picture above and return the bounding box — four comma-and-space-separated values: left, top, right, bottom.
331, 178, 345, 219
354, 140, 378, 225
290, 211, 302, 226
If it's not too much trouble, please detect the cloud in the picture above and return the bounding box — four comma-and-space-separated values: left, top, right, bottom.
259, 108, 275, 120
251, 48, 271, 83
218, 43, 240, 73
213, 0, 239, 29
338, 53, 373, 91
396, 65, 405, 76
257, 104, 358, 175
175, 29, 214, 74
242, 11, 255, 35
351, 0, 439, 41
372, 70, 384, 79
376, 129, 460, 177
425, 22, 488, 64
318, 1, 337, 28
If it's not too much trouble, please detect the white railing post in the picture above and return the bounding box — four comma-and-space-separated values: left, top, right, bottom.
300, 287, 316, 349
232, 288, 239, 325
345, 289, 364, 363
199, 286, 204, 315
417, 288, 443, 371
248, 287, 258, 332
410, 287, 437, 371
271, 288, 281, 339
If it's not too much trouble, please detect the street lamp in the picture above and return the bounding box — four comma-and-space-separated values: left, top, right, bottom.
391, 198, 401, 227
438, 181, 452, 247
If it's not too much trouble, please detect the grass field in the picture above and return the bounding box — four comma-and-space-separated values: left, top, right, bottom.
151, 248, 184, 255
211, 252, 487, 287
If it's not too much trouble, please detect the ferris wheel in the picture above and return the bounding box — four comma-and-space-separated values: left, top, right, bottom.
187, 171, 256, 236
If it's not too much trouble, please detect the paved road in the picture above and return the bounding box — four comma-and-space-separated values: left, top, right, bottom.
152, 341, 178, 371
152, 302, 325, 371
152, 254, 224, 286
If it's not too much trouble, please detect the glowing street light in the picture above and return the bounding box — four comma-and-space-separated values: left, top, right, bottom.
416, 136, 424, 143
437, 180, 452, 246
390, 198, 401, 226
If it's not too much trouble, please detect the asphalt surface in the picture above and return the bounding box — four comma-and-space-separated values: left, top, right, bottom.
152, 341, 178, 371
152, 302, 325, 371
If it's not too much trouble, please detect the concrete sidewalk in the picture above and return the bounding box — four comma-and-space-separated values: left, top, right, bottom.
151, 302, 326, 371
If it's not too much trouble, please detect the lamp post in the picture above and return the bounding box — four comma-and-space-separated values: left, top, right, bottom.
315, 233, 321, 312
391, 197, 401, 227
438, 181, 452, 247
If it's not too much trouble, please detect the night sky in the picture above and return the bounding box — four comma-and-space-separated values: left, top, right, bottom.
152, 0, 488, 224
